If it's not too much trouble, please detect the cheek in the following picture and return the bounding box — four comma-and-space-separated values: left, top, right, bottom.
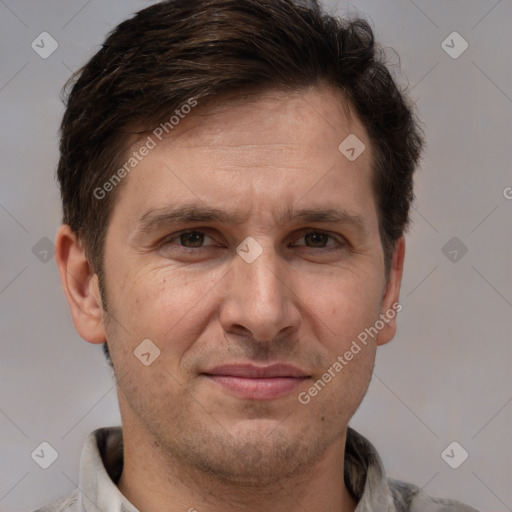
110, 263, 226, 352
304, 268, 383, 351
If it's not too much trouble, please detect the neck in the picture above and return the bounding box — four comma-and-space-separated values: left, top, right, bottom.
117, 417, 357, 512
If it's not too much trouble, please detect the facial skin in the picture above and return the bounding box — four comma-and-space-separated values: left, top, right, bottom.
56, 85, 405, 512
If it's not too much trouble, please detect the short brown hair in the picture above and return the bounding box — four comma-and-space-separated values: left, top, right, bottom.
57, 0, 423, 363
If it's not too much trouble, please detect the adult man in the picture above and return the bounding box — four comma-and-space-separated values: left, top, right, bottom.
37, 0, 477, 510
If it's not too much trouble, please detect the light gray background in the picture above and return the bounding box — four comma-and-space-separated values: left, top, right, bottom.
1, 1, 511, 511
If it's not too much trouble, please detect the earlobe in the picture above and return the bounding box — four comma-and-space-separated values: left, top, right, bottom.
55, 224, 107, 345
376, 235, 406, 347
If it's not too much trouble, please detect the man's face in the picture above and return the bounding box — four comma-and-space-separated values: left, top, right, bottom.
99, 86, 398, 484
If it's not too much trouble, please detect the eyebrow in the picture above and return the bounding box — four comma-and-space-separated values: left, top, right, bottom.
134, 204, 369, 237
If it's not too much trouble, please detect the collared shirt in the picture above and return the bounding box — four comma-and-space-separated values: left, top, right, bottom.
33, 426, 478, 512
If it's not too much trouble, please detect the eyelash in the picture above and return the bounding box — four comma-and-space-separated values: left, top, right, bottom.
160, 229, 346, 253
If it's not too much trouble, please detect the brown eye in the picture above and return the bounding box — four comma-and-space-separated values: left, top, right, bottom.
293, 231, 342, 250
178, 231, 205, 248
162, 230, 216, 250
303, 232, 329, 248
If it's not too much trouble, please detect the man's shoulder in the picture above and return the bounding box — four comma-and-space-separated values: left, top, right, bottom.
31, 489, 80, 512
387, 478, 479, 512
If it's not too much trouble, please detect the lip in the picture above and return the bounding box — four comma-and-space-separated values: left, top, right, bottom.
202, 363, 310, 400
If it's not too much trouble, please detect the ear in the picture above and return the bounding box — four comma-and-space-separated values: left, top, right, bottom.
55, 224, 106, 344
376, 235, 405, 347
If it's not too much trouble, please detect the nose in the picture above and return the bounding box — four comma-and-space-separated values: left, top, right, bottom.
219, 241, 301, 344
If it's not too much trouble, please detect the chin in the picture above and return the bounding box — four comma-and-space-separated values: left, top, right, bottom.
171, 416, 338, 487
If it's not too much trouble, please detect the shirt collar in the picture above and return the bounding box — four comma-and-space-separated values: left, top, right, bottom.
76, 425, 395, 512
77, 426, 137, 512
345, 428, 396, 511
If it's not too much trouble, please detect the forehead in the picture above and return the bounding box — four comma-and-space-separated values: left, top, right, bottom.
110, 85, 377, 235
153, 86, 361, 154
